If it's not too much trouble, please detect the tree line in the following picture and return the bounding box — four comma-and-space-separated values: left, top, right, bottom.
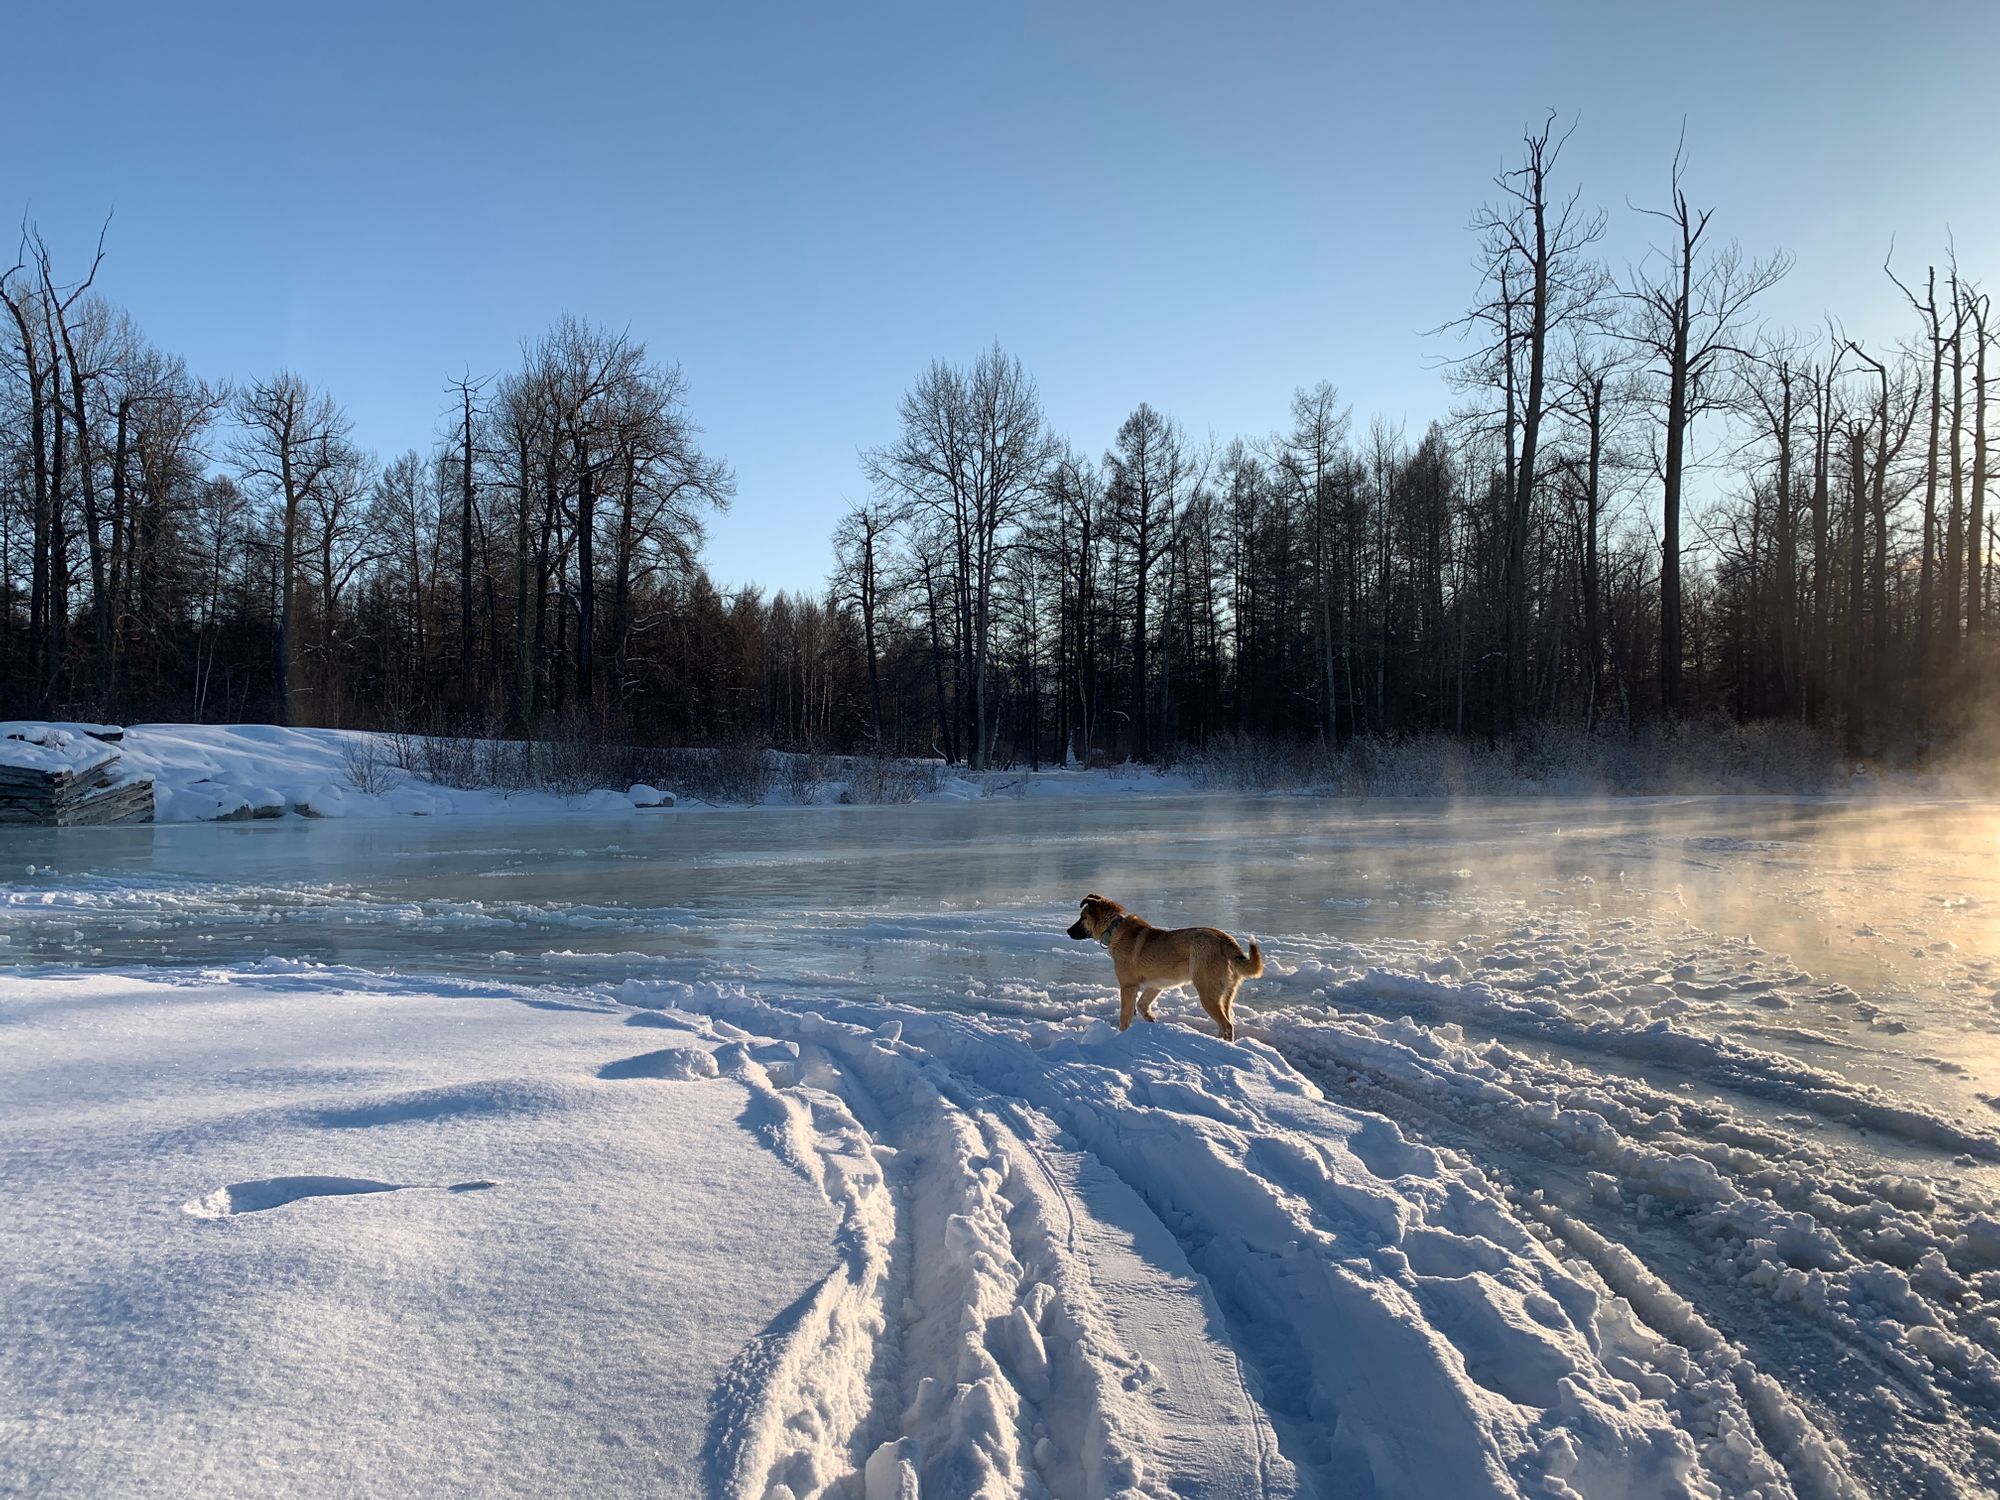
834, 121, 1994, 767
4, 118, 1995, 766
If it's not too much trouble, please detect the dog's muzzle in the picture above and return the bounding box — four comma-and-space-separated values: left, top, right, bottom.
1066, 920, 1092, 940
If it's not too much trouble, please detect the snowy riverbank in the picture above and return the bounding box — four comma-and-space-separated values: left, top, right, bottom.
0, 722, 1194, 823
6, 718, 1969, 828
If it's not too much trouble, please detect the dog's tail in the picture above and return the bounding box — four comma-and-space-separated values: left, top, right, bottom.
1229, 937, 1264, 978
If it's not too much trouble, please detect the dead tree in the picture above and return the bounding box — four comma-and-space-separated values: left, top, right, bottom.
448, 371, 490, 690
1885, 254, 1945, 666
1454, 113, 1607, 730
1622, 132, 1789, 716
228, 373, 355, 723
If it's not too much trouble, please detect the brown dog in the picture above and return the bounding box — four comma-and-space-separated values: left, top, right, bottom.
1066, 894, 1263, 1040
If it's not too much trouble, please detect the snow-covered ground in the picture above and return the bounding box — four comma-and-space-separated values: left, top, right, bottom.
0, 722, 1190, 821
5, 794, 2000, 1497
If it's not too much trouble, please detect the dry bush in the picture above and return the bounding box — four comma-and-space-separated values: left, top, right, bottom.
655, 740, 774, 804
481, 736, 539, 792
780, 748, 840, 803
844, 754, 943, 804
339, 735, 404, 795
1183, 732, 1336, 791
417, 731, 483, 788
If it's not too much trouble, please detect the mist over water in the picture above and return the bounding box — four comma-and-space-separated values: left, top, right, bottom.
9, 792, 1997, 1098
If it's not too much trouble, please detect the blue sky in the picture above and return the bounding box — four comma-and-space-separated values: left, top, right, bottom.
7, 1, 1996, 595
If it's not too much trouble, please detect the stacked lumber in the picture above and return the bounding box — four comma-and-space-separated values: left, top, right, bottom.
0, 726, 155, 826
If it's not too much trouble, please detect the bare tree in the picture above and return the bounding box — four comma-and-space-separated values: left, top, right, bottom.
1885, 252, 1946, 665
1964, 286, 1990, 641
1106, 402, 1196, 757
1266, 382, 1351, 739
832, 499, 897, 743
1, 226, 66, 706
116, 337, 228, 700
229, 373, 356, 723
34, 223, 113, 698
447, 372, 490, 686
1447, 114, 1608, 729
864, 345, 1052, 767
1551, 336, 1638, 723
1622, 132, 1790, 715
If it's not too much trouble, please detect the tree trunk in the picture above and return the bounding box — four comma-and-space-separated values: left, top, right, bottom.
460, 386, 477, 683
1845, 426, 1867, 754
1916, 270, 1943, 670
576, 454, 596, 707
277, 427, 300, 726
511, 430, 534, 733
1945, 304, 1966, 651
1969, 298, 1989, 639
1660, 275, 1691, 718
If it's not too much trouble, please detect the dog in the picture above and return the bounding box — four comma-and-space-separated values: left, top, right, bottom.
1066, 894, 1263, 1041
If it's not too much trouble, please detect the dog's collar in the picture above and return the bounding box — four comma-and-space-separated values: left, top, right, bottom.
1097, 915, 1127, 947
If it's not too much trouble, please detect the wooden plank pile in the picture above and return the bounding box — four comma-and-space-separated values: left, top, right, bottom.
0, 725, 155, 826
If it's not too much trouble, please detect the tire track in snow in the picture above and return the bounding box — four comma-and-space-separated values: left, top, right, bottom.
670, 991, 1736, 1500
694, 1024, 900, 1499
660, 998, 1271, 1499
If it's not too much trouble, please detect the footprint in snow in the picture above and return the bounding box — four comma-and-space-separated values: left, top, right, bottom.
597, 1045, 721, 1082
184, 1174, 498, 1217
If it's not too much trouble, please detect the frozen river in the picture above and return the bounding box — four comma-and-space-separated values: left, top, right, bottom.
7, 793, 1999, 1096
8, 793, 2000, 1496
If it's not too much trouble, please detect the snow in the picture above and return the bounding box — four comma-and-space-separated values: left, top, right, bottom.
5, 792, 2000, 1496
0, 968, 840, 1499
0, 724, 120, 778
7, 722, 1186, 823
3, 966, 1732, 1499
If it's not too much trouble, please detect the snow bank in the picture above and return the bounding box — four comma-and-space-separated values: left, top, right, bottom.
0, 722, 1198, 824
37, 723, 708, 824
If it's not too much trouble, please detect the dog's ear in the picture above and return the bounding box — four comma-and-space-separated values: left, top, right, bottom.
1082, 893, 1101, 906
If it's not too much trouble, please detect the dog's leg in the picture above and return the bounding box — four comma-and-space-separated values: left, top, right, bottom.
1118, 984, 1139, 1032
1137, 986, 1163, 1022
1219, 980, 1239, 1042
1195, 977, 1231, 1040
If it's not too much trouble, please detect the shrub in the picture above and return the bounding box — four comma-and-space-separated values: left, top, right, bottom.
653, 740, 773, 804
844, 754, 944, 804
780, 748, 840, 803
417, 730, 483, 788
340, 734, 404, 795
1183, 732, 1335, 792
